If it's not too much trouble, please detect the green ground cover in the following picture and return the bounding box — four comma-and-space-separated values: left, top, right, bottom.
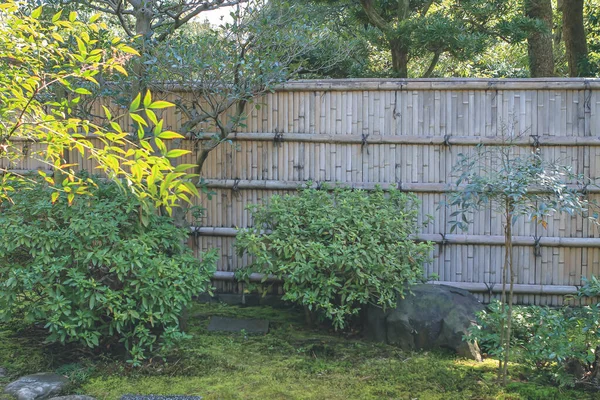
0, 303, 596, 400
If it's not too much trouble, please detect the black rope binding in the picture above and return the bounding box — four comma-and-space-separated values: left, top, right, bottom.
484, 282, 495, 297
273, 129, 284, 147
440, 232, 449, 246
533, 235, 542, 257
232, 178, 241, 198
361, 133, 370, 155
530, 134, 540, 149
443, 134, 452, 147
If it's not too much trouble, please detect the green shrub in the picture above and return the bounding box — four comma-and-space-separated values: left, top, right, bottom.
0, 179, 217, 365
235, 185, 433, 329
468, 300, 600, 387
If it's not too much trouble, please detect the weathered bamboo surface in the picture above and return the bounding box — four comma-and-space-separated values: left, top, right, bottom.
180, 79, 600, 304
10, 78, 600, 304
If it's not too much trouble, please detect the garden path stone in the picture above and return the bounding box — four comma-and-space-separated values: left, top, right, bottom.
4, 373, 68, 400
207, 316, 269, 334
365, 284, 484, 361
121, 396, 202, 400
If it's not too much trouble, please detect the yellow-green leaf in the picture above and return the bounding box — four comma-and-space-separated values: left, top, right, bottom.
31, 6, 43, 19
157, 131, 184, 140
129, 93, 141, 112
143, 91, 152, 108
148, 100, 174, 109
165, 149, 191, 158
51, 10, 62, 23
89, 13, 101, 23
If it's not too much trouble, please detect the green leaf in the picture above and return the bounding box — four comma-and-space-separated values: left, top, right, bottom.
157, 131, 184, 140
130, 93, 141, 112
31, 6, 43, 19
148, 100, 174, 109
51, 10, 62, 23
165, 149, 191, 158
102, 106, 112, 120
143, 90, 152, 108
74, 88, 92, 95
130, 113, 148, 127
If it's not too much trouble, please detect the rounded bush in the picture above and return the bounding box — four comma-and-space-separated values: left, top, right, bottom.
0, 179, 216, 364
236, 186, 433, 329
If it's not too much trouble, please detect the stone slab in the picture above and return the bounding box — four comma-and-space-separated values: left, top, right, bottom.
4, 373, 68, 400
121, 396, 201, 400
207, 317, 269, 334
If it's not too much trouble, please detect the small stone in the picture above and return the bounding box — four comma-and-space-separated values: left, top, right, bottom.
48, 396, 96, 400
4, 373, 68, 400
121, 396, 202, 400
0, 367, 7, 378
207, 317, 269, 334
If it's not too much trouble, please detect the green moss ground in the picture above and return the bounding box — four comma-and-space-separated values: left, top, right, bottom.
0, 303, 597, 400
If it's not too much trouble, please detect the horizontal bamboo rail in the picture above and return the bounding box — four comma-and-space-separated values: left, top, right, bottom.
190, 132, 600, 146
209, 271, 579, 295
191, 227, 600, 248
200, 179, 600, 194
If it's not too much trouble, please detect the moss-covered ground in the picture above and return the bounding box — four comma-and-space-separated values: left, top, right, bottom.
0, 303, 597, 400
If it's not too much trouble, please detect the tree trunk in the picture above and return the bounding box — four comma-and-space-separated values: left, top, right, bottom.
560, 0, 590, 77
390, 39, 409, 78
133, 5, 153, 98
525, 0, 555, 77
502, 205, 514, 386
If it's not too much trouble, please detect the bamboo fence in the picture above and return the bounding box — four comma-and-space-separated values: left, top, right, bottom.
8, 78, 600, 305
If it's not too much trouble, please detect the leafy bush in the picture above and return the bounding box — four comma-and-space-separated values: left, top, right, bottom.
0, 179, 217, 365
236, 186, 433, 329
468, 300, 600, 387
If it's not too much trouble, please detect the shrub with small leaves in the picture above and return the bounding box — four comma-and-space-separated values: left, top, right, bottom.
468, 300, 600, 387
0, 178, 217, 365
236, 185, 433, 330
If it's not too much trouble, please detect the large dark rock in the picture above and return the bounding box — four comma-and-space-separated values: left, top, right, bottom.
4, 373, 68, 400
365, 284, 484, 360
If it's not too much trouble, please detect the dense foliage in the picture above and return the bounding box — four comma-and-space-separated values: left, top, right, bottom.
236, 186, 433, 329
0, 179, 217, 365
469, 298, 600, 387
0, 2, 198, 213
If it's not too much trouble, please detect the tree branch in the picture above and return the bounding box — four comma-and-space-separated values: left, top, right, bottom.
422, 50, 441, 77
359, 0, 390, 32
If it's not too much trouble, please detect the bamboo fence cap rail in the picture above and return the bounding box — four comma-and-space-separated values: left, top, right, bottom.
278, 78, 600, 91
147, 78, 600, 93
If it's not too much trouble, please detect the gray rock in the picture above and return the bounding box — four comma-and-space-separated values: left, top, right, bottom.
4, 373, 68, 400
207, 316, 269, 334
121, 396, 202, 400
365, 284, 484, 361
48, 396, 96, 400
0, 367, 7, 378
